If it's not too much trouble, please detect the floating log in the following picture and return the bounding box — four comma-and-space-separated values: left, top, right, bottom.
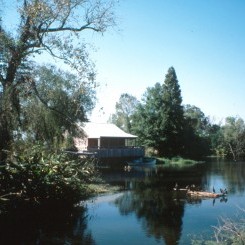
173, 188, 188, 191
187, 190, 225, 198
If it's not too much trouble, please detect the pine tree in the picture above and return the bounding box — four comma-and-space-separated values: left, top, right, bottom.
160, 67, 184, 157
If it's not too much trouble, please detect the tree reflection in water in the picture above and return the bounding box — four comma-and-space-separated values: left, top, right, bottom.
111, 160, 242, 245
1, 160, 243, 244
114, 187, 185, 245
112, 163, 212, 245
0, 202, 95, 245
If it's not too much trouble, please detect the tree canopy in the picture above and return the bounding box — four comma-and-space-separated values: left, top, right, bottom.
131, 82, 164, 148
222, 117, 245, 160
115, 67, 245, 160
109, 93, 139, 133
131, 67, 185, 157
182, 104, 211, 158
0, 0, 117, 160
160, 67, 184, 156
22, 65, 96, 146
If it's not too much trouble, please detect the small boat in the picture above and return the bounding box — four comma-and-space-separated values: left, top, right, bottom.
128, 157, 156, 166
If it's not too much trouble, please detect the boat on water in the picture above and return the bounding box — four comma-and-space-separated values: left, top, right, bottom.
128, 157, 156, 166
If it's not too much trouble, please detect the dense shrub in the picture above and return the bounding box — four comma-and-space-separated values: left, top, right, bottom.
0, 143, 97, 207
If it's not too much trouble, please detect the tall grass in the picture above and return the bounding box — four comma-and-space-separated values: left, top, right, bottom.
192, 207, 245, 244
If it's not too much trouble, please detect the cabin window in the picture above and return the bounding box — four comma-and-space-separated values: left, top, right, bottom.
100, 138, 125, 148
88, 138, 98, 148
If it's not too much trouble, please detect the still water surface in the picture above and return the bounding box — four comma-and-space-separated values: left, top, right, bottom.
86, 160, 245, 245
1, 160, 245, 244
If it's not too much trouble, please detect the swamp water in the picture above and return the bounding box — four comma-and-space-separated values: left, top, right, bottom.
1, 160, 245, 244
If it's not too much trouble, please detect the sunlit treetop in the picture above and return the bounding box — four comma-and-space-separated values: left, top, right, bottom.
0, 0, 117, 84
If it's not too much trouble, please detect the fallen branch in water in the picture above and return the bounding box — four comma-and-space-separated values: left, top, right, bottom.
0, 192, 23, 201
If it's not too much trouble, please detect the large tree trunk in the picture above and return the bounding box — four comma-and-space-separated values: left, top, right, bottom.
0, 115, 12, 162
0, 85, 18, 162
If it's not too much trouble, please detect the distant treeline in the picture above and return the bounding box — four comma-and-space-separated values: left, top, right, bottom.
109, 67, 245, 161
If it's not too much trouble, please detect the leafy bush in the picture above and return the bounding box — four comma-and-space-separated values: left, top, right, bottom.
0, 143, 98, 207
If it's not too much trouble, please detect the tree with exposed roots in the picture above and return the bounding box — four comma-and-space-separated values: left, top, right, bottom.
0, 0, 117, 160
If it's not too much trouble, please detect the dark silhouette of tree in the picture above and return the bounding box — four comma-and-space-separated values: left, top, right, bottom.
131, 67, 185, 157
159, 67, 185, 157
0, 0, 117, 160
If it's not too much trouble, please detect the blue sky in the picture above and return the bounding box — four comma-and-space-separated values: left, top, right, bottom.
1, 0, 245, 124
87, 0, 245, 123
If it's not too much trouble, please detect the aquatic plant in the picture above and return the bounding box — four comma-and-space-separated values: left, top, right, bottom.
0, 143, 97, 209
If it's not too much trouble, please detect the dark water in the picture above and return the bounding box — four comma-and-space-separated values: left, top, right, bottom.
1, 160, 245, 244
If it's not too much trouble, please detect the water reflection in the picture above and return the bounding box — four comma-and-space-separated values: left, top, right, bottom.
1, 160, 245, 244
111, 164, 208, 245
114, 189, 184, 245
0, 203, 95, 245
99, 160, 245, 244
208, 160, 245, 194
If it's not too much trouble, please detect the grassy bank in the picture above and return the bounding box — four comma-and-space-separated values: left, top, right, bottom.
88, 183, 123, 196
156, 156, 203, 167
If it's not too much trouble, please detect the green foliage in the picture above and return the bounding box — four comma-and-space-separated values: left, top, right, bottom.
131, 67, 185, 157
0, 143, 98, 206
112, 71, 245, 161
208, 117, 245, 160
0, 0, 117, 161
183, 105, 212, 159
160, 67, 185, 157
184, 105, 210, 137
131, 82, 164, 147
109, 93, 139, 133
21, 65, 95, 146
221, 117, 245, 160
208, 124, 225, 157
